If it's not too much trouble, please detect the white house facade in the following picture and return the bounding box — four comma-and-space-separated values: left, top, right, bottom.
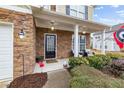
92, 30, 120, 52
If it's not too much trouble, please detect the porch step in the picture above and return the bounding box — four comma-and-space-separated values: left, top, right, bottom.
46, 59, 58, 63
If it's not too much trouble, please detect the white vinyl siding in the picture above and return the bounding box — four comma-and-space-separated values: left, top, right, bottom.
92, 31, 120, 51
0, 23, 13, 80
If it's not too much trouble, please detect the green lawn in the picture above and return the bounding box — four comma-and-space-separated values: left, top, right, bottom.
70, 64, 124, 88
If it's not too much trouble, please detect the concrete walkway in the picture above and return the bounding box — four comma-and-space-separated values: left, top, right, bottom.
43, 69, 71, 88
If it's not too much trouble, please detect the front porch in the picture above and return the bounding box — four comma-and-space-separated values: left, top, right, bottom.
32, 6, 110, 60
32, 6, 110, 72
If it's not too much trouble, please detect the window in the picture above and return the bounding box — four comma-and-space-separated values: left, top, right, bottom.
78, 12, 85, 19
105, 45, 107, 49
114, 43, 116, 50
98, 36, 101, 39
70, 10, 77, 17
72, 35, 86, 52
43, 5, 50, 10
80, 36, 86, 51
69, 5, 86, 19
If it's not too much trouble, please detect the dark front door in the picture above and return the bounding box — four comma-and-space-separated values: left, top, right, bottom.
45, 34, 56, 59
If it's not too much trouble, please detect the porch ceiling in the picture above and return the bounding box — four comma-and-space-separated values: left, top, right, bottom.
31, 6, 110, 33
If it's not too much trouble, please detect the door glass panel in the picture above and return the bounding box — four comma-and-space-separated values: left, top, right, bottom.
47, 36, 55, 51
45, 34, 56, 59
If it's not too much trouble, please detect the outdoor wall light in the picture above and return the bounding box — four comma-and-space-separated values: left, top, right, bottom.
51, 26, 55, 31
18, 29, 25, 39
18, 29, 26, 77
82, 31, 86, 34
50, 21, 55, 31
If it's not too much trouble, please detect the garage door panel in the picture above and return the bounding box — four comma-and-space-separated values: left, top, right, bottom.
0, 38, 12, 41
0, 55, 12, 59
0, 44, 12, 47
0, 66, 13, 70
0, 48, 13, 51
0, 41, 12, 45
0, 67, 13, 70
0, 61, 13, 66
0, 47, 12, 49
0, 46, 12, 52
0, 75, 12, 80
0, 24, 13, 80
0, 53, 12, 57
0, 50, 13, 53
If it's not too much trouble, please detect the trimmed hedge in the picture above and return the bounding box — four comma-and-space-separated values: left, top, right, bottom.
70, 64, 124, 88
86, 55, 112, 69
106, 53, 124, 59
69, 53, 124, 70
68, 57, 89, 69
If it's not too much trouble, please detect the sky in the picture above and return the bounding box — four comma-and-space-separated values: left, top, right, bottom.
93, 5, 124, 26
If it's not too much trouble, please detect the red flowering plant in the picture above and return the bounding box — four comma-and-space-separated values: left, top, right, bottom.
36, 56, 45, 67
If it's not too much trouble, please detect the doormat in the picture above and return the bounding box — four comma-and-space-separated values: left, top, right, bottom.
46, 59, 58, 63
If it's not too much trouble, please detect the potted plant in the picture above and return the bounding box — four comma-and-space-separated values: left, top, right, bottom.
36, 56, 45, 67
36, 56, 44, 63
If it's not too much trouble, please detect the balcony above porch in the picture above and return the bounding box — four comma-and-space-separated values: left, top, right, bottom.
31, 6, 110, 33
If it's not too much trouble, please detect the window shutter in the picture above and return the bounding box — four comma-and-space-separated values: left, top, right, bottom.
85, 6, 88, 20
66, 5, 70, 15
51, 5, 56, 11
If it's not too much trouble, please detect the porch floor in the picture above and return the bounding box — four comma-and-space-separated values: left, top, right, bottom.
33, 59, 69, 73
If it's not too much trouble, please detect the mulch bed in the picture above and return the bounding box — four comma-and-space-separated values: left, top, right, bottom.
8, 73, 47, 88
102, 59, 124, 78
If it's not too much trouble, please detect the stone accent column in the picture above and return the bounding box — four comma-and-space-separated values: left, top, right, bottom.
0, 8, 36, 79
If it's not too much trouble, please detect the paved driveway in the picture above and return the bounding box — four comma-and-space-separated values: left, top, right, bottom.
43, 69, 71, 88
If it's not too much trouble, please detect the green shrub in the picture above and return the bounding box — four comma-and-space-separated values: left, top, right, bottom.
106, 53, 124, 59
70, 64, 124, 88
36, 56, 44, 63
86, 55, 112, 69
68, 57, 89, 69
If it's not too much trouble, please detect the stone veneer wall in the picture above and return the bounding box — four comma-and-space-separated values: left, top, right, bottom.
36, 27, 91, 59
0, 8, 36, 79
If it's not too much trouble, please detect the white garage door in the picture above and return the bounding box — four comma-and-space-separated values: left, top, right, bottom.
0, 23, 13, 81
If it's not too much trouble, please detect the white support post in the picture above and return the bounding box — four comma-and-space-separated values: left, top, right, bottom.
102, 29, 106, 54
74, 25, 79, 57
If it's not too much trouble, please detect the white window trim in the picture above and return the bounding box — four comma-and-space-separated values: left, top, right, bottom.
43, 5, 51, 10
72, 34, 86, 53
44, 33, 57, 60
0, 5, 32, 14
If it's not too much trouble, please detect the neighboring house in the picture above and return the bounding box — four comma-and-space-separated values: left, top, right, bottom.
0, 5, 109, 81
92, 24, 124, 52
